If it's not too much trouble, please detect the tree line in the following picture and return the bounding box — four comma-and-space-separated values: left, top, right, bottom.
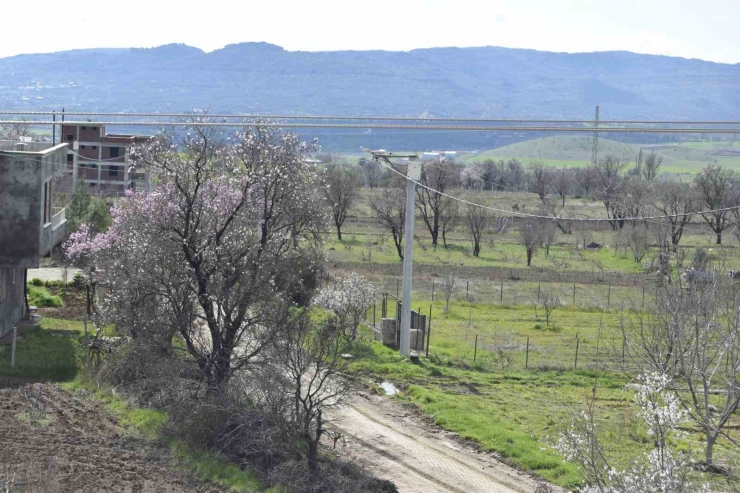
323, 153, 740, 268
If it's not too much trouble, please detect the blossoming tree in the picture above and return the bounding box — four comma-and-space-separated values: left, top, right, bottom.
66, 121, 326, 393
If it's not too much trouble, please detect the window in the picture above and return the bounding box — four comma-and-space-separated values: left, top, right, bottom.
67, 154, 73, 162
92, 127, 98, 131
43, 180, 51, 224
109, 166, 119, 177
110, 147, 119, 158
92, 146, 98, 150
67, 134, 73, 141
81, 126, 87, 130
81, 145, 86, 150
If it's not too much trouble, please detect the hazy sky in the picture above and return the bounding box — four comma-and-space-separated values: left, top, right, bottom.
2, 0, 738, 63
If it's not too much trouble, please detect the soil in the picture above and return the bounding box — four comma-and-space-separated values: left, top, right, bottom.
328, 390, 566, 493
0, 383, 222, 492
39, 287, 88, 320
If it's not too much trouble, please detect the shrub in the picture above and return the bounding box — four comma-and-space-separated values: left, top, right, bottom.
30, 278, 44, 286
72, 273, 86, 288
26, 285, 64, 308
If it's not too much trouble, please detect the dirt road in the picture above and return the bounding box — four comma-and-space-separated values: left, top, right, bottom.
330, 391, 563, 493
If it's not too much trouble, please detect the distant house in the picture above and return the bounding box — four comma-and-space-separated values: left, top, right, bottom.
0, 141, 68, 337
60, 124, 152, 195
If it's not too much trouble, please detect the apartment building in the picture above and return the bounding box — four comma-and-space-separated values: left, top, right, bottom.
0, 141, 68, 337
60, 123, 151, 194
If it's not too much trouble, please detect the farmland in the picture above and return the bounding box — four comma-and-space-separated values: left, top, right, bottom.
461, 136, 740, 175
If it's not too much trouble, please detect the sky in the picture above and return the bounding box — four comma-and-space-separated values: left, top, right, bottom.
2, 0, 739, 64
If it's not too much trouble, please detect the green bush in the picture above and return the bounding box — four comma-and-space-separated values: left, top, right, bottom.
72, 274, 86, 288
27, 285, 64, 308
30, 278, 44, 286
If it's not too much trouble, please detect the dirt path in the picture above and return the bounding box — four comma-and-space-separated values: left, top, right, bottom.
329, 391, 563, 493
0, 383, 220, 492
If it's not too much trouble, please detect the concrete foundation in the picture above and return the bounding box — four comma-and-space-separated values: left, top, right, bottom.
381, 318, 397, 348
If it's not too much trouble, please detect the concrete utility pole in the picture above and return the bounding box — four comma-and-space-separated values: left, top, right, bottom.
400, 157, 421, 356
364, 149, 420, 357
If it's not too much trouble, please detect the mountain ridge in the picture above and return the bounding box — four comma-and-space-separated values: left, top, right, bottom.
1, 42, 738, 149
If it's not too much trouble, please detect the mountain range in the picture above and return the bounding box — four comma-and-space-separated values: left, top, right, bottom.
1, 43, 739, 150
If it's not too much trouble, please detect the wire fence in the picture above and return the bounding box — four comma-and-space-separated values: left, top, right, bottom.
374, 276, 657, 312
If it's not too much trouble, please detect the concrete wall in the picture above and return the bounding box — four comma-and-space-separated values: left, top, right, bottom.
0, 268, 25, 338
0, 143, 68, 268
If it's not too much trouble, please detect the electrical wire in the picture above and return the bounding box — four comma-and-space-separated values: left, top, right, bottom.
375, 156, 740, 223
3, 120, 740, 133
3, 110, 740, 125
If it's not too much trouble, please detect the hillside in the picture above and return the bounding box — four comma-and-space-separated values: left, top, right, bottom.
464, 135, 740, 173
1, 43, 739, 120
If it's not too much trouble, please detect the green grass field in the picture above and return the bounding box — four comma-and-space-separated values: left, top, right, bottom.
460, 136, 740, 175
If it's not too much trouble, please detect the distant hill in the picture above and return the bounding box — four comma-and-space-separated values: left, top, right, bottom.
464, 136, 740, 174
1, 43, 739, 150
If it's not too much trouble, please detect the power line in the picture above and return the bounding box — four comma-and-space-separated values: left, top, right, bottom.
2, 110, 740, 125
3, 120, 740, 133
375, 157, 740, 223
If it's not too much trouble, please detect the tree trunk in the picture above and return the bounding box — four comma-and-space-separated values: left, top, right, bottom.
336, 224, 342, 241
716, 231, 722, 245
526, 250, 533, 266
705, 431, 715, 465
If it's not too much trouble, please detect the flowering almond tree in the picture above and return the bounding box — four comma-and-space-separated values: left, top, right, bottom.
66, 121, 326, 393
314, 272, 376, 341
556, 373, 711, 493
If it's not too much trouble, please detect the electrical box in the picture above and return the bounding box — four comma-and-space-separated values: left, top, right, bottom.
407, 159, 421, 181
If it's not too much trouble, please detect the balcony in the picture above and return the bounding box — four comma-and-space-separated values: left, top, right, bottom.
40, 207, 67, 257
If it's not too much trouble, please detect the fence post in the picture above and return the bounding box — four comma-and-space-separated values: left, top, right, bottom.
466, 280, 469, 301
642, 286, 645, 308
622, 336, 626, 370
10, 325, 17, 369
607, 284, 611, 309
432, 280, 435, 301
525, 336, 530, 369
426, 305, 432, 358
574, 336, 580, 369
537, 283, 541, 302
573, 284, 576, 306
500, 281, 503, 304
468, 306, 472, 326
474, 334, 478, 362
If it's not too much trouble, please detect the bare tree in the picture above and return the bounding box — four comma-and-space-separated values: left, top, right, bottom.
654, 181, 696, 247
416, 162, 457, 247
539, 218, 557, 256
624, 225, 651, 263
519, 221, 542, 267
465, 202, 490, 257
539, 290, 562, 327
369, 188, 406, 260
322, 165, 362, 241
695, 165, 737, 244
617, 180, 651, 227
529, 161, 551, 203
362, 159, 382, 189
442, 270, 459, 312
552, 168, 573, 207
575, 224, 593, 249
593, 155, 629, 230
0, 121, 32, 141
276, 311, 352, 473
624, 276, 740, 466
440, 200, 458, 248
642, 151, 663, 182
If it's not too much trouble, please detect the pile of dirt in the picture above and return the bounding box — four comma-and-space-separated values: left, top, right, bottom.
0, 383, 220, 492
